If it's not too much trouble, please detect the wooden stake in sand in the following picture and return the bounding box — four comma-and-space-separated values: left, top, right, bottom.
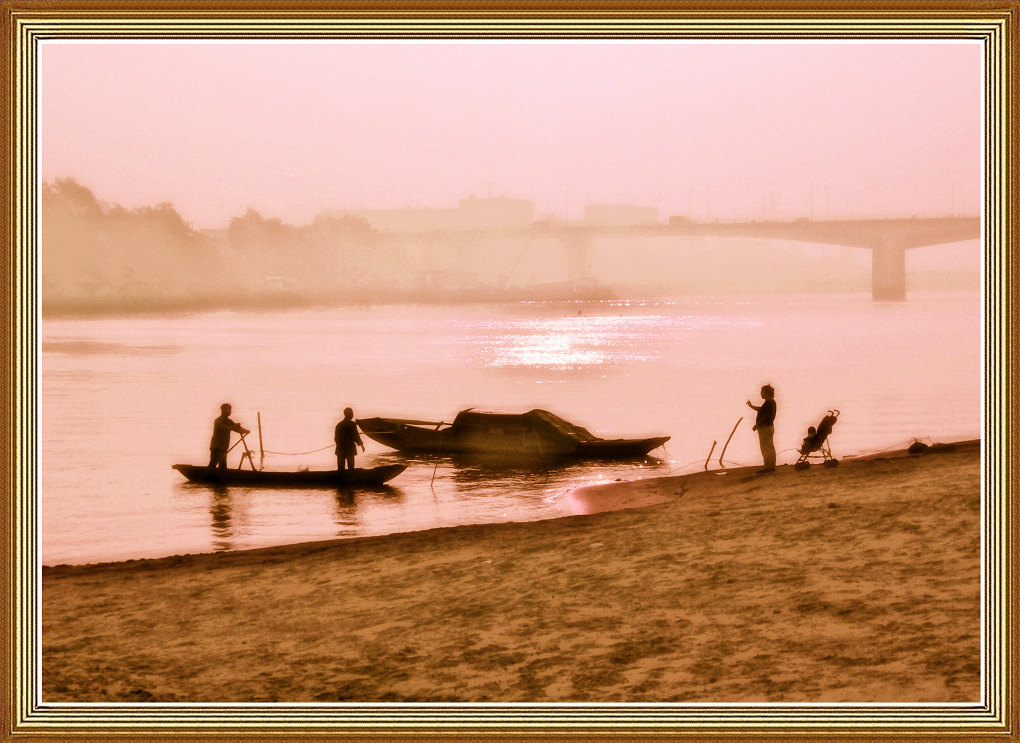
718, 417, 743, 469
704, 441, 717, 471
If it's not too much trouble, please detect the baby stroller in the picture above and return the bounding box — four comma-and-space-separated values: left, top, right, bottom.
794, 410, 840, 470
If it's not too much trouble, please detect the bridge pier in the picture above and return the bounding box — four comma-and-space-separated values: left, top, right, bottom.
871, 240, 907, 301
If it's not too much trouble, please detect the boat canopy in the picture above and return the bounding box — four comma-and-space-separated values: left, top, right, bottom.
452, 408, 598, 443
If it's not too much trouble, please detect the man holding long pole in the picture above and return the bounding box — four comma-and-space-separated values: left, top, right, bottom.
208, 403, 250, 470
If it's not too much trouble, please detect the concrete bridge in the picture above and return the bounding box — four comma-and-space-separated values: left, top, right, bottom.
535, 216, 981, 301
384, 215, 980, 301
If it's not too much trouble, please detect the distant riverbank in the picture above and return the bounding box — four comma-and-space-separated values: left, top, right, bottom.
43, 440, 980, 703
41, 282, 616, 318
41, 278, 980, 319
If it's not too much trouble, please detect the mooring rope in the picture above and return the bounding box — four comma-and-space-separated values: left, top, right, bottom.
262, 444, 334, 456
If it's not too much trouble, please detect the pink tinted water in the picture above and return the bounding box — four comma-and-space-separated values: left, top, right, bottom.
40, 292, 980, 565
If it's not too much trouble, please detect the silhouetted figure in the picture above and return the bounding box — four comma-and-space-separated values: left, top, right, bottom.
746, 384, 777, 473
208, 403, 250, 469
334, 407, 365, 471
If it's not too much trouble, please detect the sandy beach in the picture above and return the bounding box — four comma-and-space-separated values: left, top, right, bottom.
42, 441, 980, 703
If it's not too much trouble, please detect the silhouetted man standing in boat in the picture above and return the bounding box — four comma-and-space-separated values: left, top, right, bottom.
747, 384, 777, 473
208, 403, 250, 469
335, 407, 365, 471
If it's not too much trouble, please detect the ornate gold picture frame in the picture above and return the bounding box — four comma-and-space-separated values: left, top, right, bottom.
2, 1, 1015, 738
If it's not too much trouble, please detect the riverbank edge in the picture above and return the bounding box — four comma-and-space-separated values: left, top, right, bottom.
41, 438, 980, 575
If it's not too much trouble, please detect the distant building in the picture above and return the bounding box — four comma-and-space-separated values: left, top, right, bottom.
327, 196, 534, 234
456, 196, 534, 231
584, 203, 659, 227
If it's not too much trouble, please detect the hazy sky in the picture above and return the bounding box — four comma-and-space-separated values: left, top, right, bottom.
40, 41, 983, 230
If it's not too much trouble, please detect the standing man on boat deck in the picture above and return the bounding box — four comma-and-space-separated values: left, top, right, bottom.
208, 403, 250, 469
746, 384, 777, 474
335, 407, 365, 471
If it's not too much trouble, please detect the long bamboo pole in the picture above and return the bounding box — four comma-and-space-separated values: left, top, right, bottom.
257, 412, 264, 468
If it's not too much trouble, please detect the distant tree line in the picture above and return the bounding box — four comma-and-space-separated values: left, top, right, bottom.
41, 179, 408, 315
40, 179, 977, 316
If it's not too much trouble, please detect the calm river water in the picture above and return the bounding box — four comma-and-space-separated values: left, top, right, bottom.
41, 292, 981, 565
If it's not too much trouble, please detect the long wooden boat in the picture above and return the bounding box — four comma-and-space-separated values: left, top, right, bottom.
357, 409, 669, 459
172, 463, 407, 488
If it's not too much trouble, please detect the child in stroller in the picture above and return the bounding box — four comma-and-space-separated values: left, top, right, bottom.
794, 410, 840, 470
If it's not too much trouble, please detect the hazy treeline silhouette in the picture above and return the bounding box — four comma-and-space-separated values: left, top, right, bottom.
41, 179, 978, 316
42, 179, 406, 315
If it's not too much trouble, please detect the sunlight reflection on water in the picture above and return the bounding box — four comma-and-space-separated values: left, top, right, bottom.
477, 314, 669, 369
41, 293, 980, 564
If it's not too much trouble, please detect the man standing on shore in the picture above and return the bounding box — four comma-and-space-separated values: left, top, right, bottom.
747, 384, 777, 473
334, 407, 365, 471
208, 403, 250, 469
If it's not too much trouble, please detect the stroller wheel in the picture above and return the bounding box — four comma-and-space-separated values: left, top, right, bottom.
824, 459, 839, 468
794, 460, 811, 471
